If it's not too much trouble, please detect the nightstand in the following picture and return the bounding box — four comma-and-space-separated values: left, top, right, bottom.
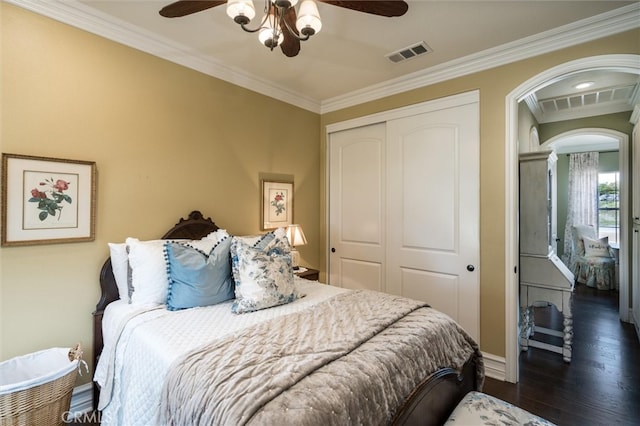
295, 268, 319, 281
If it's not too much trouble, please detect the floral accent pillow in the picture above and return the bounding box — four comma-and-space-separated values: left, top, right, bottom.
230, 228, 297, 314
446, 391, 556, 425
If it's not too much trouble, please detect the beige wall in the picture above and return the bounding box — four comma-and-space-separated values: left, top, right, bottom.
539, 112, 634, 142
320, 29, 640, 357
518, 101, 539, 153
0, 4, 320, 383
2, 3, 639, 380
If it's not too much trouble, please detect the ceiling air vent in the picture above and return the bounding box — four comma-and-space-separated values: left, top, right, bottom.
386, 41, 432, 63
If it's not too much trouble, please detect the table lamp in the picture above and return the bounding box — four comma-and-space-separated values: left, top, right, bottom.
286, 224, 307, 270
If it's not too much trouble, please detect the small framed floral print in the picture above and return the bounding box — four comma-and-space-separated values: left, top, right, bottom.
261, 180, 293, 230
1, 153, 96, 246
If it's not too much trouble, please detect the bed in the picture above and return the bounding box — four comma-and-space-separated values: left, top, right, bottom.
93, 211, 483, 425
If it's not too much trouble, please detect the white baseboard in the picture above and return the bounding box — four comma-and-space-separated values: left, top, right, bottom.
482, 352, 506, 382
68, 383, 93, 419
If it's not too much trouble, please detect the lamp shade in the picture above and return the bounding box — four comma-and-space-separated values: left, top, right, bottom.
296, 0, 322, 35
226, 0, 256, 21
258, 12, 284, 48
286, 224, 307, 247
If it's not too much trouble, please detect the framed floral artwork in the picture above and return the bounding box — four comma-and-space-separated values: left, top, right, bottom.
1, 153, 96, 246
261, 180, 293, 230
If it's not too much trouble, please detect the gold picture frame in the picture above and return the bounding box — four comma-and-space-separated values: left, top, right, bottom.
1, 153, 96, 246
261, 180, 293, 230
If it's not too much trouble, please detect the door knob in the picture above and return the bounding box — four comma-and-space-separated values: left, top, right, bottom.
331, 247, 336, 253
467, 265, 475, 272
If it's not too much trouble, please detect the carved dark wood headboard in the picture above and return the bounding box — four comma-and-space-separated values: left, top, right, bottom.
92, 210, 219, 409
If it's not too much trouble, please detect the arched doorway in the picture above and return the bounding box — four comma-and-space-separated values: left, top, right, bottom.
541, 128, 629, 311
504, 54, 639, 383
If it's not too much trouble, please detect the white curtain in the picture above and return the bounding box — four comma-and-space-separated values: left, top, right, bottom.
562, 152, 599, 265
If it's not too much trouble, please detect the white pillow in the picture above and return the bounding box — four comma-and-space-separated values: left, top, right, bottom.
583, 236, 610, 257
127, 234, 227, 305
203, 229, 230, 244
126, 238, 165, 305
572, 225, 596, 256
190, 230, 229, 251
108, 243, 130, 303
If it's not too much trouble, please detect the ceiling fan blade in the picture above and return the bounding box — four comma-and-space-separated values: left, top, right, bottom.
159, 0, 226, 18
280, 7, 301, 57
319, 1, 408, 17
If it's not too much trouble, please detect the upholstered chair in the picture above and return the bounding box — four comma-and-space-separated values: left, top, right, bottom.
569, 225, 616, 290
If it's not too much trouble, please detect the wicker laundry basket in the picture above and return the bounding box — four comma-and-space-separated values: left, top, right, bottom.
0, 344, 83, 426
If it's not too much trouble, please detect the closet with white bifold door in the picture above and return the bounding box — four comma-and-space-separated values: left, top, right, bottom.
327, 91, 480, 342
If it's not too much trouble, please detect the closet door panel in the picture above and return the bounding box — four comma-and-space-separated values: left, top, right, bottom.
328, 123, 385, 292
386, 102, 479, 341
401, 268, 459, 316
401, 125, 457, 251
340, 140, 382, 244
339, 259, 383, 292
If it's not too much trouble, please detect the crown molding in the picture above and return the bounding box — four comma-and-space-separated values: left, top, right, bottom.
6, 1, 639, 115
320, 3, 640, 113
523, 93, 542, 122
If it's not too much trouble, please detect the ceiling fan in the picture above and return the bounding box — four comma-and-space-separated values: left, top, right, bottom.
159, 0, 409, 57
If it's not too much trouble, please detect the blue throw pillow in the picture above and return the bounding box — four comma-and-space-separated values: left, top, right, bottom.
164, 237, 234, 311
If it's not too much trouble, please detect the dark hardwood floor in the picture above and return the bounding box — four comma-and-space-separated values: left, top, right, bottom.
483, 283, 640, 426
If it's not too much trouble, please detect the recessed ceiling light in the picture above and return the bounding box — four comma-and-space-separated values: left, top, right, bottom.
574, 81, 595, 90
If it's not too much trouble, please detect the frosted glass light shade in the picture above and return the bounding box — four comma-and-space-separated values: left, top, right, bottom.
296, 0, 322, 35
226, 0, 256, 21
258, 14, 284, 47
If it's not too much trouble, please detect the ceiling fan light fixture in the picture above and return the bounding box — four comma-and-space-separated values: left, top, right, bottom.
296, 0, 322, 36
227, 0, 256, 24
159, 0, 408, 57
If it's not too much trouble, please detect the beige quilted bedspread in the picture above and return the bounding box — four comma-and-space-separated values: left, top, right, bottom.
158, 290, 483, 425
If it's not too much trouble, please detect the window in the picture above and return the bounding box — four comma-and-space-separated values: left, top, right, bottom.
598, 172, 619, 244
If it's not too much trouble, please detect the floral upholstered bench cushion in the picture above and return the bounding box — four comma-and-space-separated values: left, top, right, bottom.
446, 391, 556, 426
